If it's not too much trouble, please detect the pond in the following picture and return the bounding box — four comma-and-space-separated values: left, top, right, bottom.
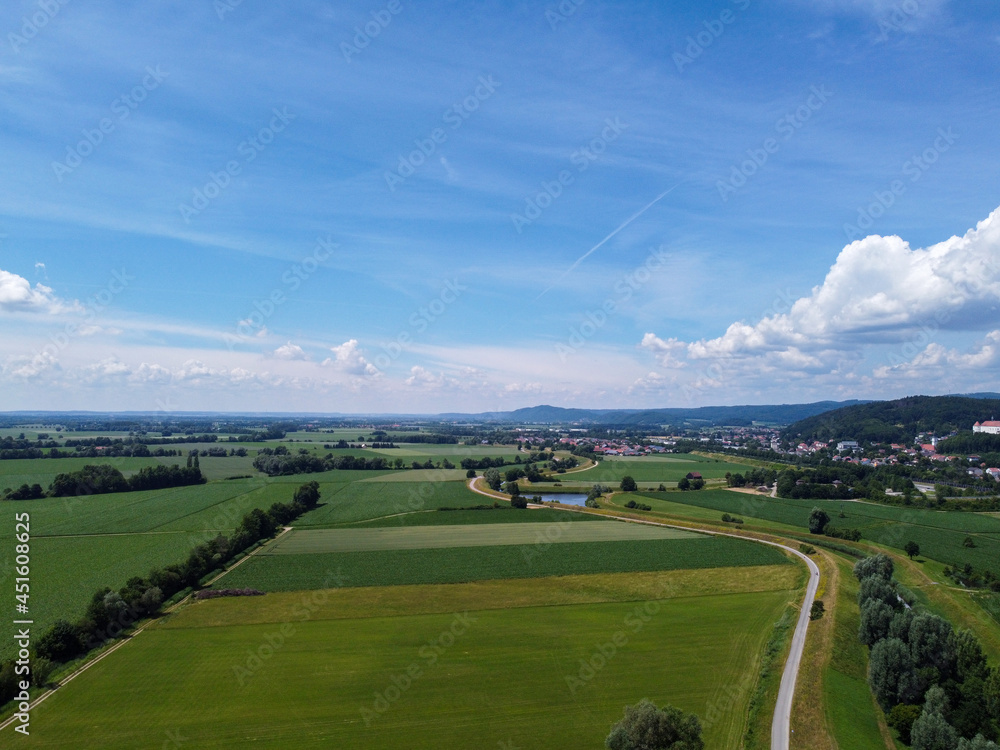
528, 493, 588, 506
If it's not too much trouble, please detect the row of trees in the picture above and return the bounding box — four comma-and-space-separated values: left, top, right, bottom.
856, 554, 1000, 747
46, 463, 205, 498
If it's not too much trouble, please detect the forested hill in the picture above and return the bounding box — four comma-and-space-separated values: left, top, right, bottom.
441, 400, 867, 426
782, 395, 1000, 443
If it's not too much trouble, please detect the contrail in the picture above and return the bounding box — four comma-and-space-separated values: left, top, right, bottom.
536, 182, 681, 300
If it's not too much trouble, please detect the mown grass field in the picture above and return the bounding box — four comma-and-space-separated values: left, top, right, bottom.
635, 489, 1000, 575
15, 571, 801, 749
264, 522, 702, 554
214, 535, 790, 591
582, 455, 748, 484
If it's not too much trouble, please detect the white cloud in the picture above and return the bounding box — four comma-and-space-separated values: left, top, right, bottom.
273, 342, 309, 361
322, 339, 379, 377
0, 268, 80, 314
685, 206, 1000, 360
640, 333, 687, 368
2, 350, 59, 379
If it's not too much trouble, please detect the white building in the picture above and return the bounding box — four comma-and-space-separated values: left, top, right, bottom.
973, 421, 1000, 435
836, 440, 860, 452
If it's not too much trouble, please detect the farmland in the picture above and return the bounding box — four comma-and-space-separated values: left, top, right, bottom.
16, 571, 801, 749
633, 488, 1000, 576
213, 535, 789, 591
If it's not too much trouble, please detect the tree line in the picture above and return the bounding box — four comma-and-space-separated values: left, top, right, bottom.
856, 553, 1000, 748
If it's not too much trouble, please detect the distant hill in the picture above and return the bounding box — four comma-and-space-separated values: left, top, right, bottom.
440, 400, 867, 427
782, 395, 1000, 444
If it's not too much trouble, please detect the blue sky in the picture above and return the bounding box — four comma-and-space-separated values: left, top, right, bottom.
1, 0, 999, 413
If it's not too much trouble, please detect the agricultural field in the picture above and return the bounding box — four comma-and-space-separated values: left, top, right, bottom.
0, 456, 165, 492
578, 455, 748, 484
213, 534, 790, 591
264, 522, 701, 554
634, 488, 1000, 575
16, 569, 802, 749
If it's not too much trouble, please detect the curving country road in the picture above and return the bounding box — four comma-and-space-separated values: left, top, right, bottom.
474, 479, 821, 750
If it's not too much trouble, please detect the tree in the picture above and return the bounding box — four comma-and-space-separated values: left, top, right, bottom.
908, 613, 955, 675
466, 469, 476, 478
868, 637, 918, 710
810, 600, 825, 620
35, 620, 83, 663
293, 481, 321, 508
677, 477, 691, 491
605, 699, 703, 750
506, 481, 521, 497
854, 553, 894, 582
859, 598, 896, 646
887, 704, 923, 745
911, 686, 958, 750
483, 468, 502, 491
957, 736, 1000, 750
808, 508, 830, 534
510, 495, 528, 509
950, 629, 989, 682
620, 476, 637, 492
905, 541, 920, 559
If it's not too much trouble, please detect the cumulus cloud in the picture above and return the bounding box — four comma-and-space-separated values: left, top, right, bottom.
874, 330, 1000, 379
273, 342, 309, 361
2, 350, 59, 379
0, 268, 80, 314
322, 339, 379, 377
685, 206, 1000, 359
640, 333, 687, 368
638, 205, 1000, 396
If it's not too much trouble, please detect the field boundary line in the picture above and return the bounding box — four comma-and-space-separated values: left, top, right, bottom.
0, 526, 292, 735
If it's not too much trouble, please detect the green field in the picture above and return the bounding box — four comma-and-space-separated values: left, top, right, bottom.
214, 535, 790, 591
635, 489, 1000, 575
264, 522, 702, 554
14, 571, 800, 749
581, 455, 748, 484
349, 507, 603, 527
0, 456, 165, 491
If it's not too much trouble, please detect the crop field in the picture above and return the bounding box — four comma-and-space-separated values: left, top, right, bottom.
350, 507, 603, 527
636, 489, 1000, 575
16, 572, 801, 749
290, 480, 482, 526
0, 532, 196, 661
213, 535, 790, 591
264, 522, 702, 555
